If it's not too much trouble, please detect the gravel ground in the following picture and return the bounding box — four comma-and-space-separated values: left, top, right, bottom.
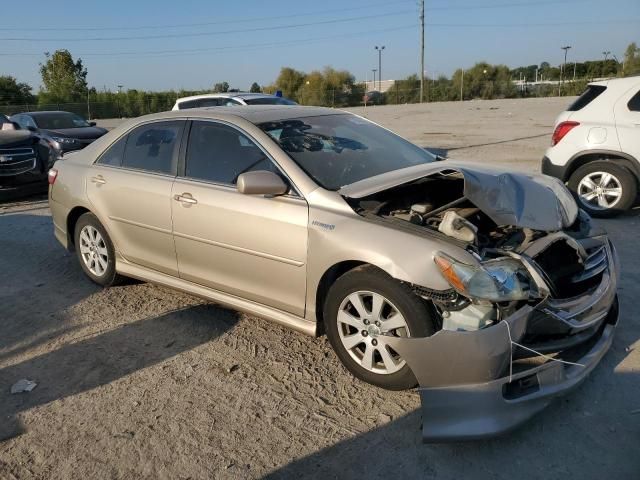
1, 98, 639, 479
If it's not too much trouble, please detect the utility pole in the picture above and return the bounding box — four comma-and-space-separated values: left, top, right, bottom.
560, 45, 571, 96
460, 69, 464, 101
372, 69, 377, 91
375, 46, 385, 91
419, 0, 425, 103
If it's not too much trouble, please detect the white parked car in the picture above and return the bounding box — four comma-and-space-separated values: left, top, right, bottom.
542, 76, 640, 217
172, 93, 297, 111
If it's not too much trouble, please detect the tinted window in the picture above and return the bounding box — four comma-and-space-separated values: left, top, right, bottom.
220, 98, 241, 106
13, 114, 36, 129
259, 114, 435, 190
97, 135, 127, 167
185, 121, 277, 185
122, 121, 182, 175
178, 98, 221, 109
628, 90, 640, 112
243, 97, 297, 105
32, 112, 90, 129
567, 85, 606, 111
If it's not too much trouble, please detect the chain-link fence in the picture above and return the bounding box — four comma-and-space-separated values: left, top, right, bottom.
0, 80, 587, 120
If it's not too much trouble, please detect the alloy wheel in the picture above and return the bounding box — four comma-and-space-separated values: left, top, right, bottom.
577, 171, 623, 210
337, 291, 410, 375
79, 225, 109, 277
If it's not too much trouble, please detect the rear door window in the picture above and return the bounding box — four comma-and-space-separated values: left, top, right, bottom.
567, 85, 606, 111
121, 121, 183, 175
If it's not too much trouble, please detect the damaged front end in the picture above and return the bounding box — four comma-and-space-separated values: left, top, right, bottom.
342, 164, 620, 441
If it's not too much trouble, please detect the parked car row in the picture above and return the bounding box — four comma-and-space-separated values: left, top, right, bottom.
0, 111, 108, 200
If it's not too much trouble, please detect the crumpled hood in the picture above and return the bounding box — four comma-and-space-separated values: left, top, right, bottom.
339, 161, 578, 231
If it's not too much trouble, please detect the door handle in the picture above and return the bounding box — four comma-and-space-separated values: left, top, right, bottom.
90, 175, 106, 185
174, 193, 198, 205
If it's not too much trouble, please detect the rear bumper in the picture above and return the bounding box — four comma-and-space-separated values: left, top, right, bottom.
385, 238, 619, 442
541, 155, 569, 181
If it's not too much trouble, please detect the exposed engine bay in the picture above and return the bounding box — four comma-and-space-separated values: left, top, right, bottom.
344, 169, 603, 333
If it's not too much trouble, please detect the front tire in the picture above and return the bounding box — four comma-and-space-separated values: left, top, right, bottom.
568, 161, 637, 217
324, 265, 435, 391
74, 212, 122, 287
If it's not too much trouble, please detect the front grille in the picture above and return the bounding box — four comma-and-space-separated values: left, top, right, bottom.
533, 239, 606, 298
0, 147, 37, 176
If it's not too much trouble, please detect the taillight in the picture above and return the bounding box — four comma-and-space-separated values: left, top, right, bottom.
551, 121, 579, 146
48, 168, 58, 185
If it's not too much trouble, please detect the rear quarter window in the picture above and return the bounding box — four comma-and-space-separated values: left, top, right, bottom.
628, 90, 640, 111
567, 85, 606, 111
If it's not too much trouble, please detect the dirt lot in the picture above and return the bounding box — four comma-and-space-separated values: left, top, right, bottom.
1, 98, 639, 479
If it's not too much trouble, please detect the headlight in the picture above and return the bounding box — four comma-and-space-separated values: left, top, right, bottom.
434, 252, 531, 301
51, 136, 76, 145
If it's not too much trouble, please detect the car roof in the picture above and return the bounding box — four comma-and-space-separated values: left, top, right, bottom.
589, 75, 640, 90
129, 105, 345, 125
19, 110, 73, 117
175, 92, 282, 103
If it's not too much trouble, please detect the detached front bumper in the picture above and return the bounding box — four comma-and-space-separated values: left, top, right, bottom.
385, 239, 619, 442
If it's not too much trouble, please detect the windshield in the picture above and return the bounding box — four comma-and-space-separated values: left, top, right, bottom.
33, 112, 90, 129
244, 97, 297, 105
258, 114, 435, 190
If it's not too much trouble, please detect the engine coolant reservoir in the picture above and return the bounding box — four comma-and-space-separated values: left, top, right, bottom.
442, 303, 495, 331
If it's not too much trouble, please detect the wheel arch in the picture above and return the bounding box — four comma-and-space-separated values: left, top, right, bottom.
314, 260, 375, 334
66, 206, 91, 251
565, 150, 640, 185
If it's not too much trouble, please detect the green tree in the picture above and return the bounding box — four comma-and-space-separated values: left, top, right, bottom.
39, 50, 88, 104
213, 81, 229, 93
275, 67, 305, 100
0, 76, 35, 106
622, 42, 640, 76
249, 82, 261, 93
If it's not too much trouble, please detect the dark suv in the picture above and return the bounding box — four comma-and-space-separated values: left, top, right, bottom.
0, 115, 55, 200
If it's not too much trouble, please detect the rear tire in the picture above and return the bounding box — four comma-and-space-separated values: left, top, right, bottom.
568, 161, 637, 217
324, 265, 435, 391
74, 212, 122, 287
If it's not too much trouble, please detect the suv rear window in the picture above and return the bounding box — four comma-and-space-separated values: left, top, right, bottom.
567, 85, 606, 111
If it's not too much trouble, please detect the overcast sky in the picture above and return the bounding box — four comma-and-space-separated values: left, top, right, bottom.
1, 0, 638, 92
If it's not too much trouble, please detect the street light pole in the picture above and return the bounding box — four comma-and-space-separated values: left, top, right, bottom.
560, 45, 571, 96
375, 46, 385, 91
372, 69, 377, 91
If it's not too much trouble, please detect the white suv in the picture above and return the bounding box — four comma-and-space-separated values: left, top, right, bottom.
542, 76, 640, 217
171, 93, 296, 110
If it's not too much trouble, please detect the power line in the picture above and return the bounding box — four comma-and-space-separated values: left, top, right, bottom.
0, 25, 417, 59
0, 11, 416, 42
0, 0, 581, 32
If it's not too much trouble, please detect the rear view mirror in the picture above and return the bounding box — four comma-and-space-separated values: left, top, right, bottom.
236, 170, 288, 196
89, 121, 97, 127
27, 126, 37, 132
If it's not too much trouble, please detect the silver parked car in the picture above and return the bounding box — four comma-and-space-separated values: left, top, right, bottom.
48, 106, 619, 441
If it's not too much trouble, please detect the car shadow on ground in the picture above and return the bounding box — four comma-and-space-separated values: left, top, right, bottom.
266, 212, 640, 480
265, 367, 639, 479
0, 303, 239, 441
0, 212, 98, 357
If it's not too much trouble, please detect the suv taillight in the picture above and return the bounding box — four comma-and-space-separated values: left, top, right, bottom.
48, 168, 58, 185
551, 121, 580, 146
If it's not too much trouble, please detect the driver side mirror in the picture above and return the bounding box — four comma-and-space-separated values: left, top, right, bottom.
89, 121, 97, 127
236, 170, 288, 196
27, 125, 37, 132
